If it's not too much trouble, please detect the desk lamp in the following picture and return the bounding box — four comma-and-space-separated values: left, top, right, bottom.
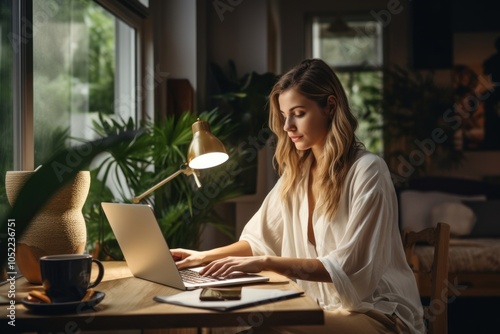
132, 118, 228, 204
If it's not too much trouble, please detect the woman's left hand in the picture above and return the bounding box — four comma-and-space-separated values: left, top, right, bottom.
199, 256, 267, 278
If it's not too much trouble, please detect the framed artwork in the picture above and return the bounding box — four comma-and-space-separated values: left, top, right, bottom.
453, 32, 500, 150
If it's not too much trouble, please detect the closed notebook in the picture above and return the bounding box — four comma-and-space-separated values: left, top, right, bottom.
154, 287, 303, 311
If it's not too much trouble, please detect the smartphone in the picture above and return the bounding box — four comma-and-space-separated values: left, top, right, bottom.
199, 287, 242, 301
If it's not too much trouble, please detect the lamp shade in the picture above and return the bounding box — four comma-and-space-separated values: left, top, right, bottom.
132, 118, 228, 204
187, 119, 229, 169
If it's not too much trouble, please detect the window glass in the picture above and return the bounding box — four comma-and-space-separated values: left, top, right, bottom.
33, 0, 136, 165
312, 16, 383, 154
312, 17, 382, 68
0, 0, 13, 217
337, 71, 383, 154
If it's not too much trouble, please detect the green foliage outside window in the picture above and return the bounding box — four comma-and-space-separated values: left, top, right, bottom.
337, 71, 383, 155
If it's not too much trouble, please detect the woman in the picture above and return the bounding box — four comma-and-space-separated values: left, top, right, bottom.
172, 59, 425, 333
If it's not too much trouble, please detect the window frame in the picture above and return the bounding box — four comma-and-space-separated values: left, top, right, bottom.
306, 13, 384, 71
13, 0, 34, 170
306, 13, 385, 154
13, 0, 152, 170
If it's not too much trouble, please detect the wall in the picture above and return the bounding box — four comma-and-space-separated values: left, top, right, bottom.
207, 0, 269, 75
155, 1, 197, 80
152, 0, 207, 112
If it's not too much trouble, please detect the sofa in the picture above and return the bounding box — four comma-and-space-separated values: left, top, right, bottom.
397, 176, 500, 297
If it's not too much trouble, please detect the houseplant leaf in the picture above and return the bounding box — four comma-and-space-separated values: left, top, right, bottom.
0, 130, 141, 267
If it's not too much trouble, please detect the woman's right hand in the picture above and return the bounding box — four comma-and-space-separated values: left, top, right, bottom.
171, 241, 253, 270
170, 248, 206, 269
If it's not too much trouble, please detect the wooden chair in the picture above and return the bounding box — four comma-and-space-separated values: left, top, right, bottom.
402, 222, 451, 334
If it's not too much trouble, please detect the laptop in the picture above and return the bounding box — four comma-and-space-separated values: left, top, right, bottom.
101, 202, 269, 290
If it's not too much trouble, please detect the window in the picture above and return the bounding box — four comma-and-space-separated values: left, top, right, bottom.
0, 0, 13, 215
0, 0, 151, 218
33, 0, 136, 164
310, 15, 383, 154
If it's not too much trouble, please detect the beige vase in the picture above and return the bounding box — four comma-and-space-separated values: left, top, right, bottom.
5, 171, 90, 284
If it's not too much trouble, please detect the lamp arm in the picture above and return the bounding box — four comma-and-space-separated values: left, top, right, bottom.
132, 166, 191, 204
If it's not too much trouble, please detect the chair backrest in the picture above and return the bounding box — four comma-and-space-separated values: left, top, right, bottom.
401, 222, 450, 334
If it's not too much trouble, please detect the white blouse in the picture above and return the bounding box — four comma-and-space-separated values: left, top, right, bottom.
240, 150, 426, 333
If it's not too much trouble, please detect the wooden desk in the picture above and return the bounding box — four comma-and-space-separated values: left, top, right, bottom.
0, 261, 323, 333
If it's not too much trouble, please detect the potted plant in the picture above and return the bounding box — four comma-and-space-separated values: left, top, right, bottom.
84, 108, 246, 260
381, 66, 463, 186
208, 61, 278, 194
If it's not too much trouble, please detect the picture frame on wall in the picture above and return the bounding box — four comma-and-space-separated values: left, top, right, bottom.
453, 32, 500, 151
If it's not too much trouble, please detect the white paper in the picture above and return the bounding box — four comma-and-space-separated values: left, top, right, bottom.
154, 287, 303, 311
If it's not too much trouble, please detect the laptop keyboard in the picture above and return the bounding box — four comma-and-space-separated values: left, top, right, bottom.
180, 269, 223, 284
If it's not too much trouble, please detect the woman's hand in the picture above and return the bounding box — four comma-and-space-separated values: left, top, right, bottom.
170, 248, 206, 269
199, 255, 331, 282
199, 256, 267, 278
171, 241, 254, 271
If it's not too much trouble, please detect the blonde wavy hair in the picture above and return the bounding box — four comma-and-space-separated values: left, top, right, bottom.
269, 59, 363, 219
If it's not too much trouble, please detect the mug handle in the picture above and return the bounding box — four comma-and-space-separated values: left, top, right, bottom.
88, 258, 105, 288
